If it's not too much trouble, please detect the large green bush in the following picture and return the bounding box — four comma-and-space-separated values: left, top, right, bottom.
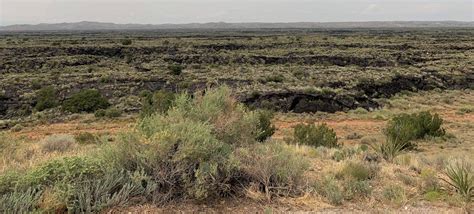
35, 86, 59, 111
294, 123, 338, 148
63, 89, 110, 113
385, 111, 445, 149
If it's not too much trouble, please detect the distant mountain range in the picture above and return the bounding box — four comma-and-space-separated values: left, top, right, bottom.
1, 21, 473, 31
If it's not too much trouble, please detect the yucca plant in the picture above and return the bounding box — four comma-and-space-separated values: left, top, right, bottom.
442, 160, 473, 202
371, 137, 409, 163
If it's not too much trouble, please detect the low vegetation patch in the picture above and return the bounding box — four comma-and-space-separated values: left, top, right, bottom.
0, 86, 308, 212
293, 123, 338, 148
35, 86, 59, 112
63, 89, 110, 113
385, 111, 445, 149
40, 134, 77, 153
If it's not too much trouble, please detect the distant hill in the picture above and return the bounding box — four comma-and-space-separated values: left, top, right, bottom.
1, 21, 473, 31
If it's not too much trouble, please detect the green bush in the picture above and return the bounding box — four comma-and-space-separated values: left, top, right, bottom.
255, 110, 276, 142
168, 64, 184, 75
140, 90, 175, 118
35, 86, 59, 111
15, 157, 104, 191
63, 89, 110, 113
385, 111, 445, 149
293, 123, 338, 148
121, 39, 132, 45
95, 108, 121, 118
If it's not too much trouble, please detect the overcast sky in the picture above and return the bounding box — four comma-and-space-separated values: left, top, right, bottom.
1, 0, 473, 26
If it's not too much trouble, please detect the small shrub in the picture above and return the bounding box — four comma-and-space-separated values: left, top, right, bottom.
396, 172, 417, 186
265, 74, 285, 83
0, 188, 42, 213
293, 123, 338, 148
40, 134, 76, 153
168, 64, 184, 75
385, 111, 445, 149
420, 169, 440, 192
16, 157, 104, 191
95, 108, 121, 118
10, 124, 24, 132
63, 89, 110, 113
121, 39, 132, 45
255, 110, 276, 142
67, 170, 154, 213
237, 141, 309, 199
74, 132, 99, 145
344, 180, 372, 200
382, 185, 405, 203
140, 90, 175, 117
339, 162, 379, 181
315, 177, 343, 205
35, 86, 59, 111
443, 159, 473, 202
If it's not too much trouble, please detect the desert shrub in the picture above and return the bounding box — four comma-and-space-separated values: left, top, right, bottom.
140, 90, 175, 117
0, 188, 42, 213
168, 64, 184, 75
382, 185, 405, 203
420, 169, 440, 192
385, 111, 445, 149
0, 170, 21, 194
63, 89, 110, 113
265, 74, 285, 83
74, 132, 99, 145
35, 86, 59, 111
339, 162, 379, 181
315, 176, 343, 205
121, 39, 132, 45
237, 141, 309, 199
344, 180, 372, 200
255, 110, 276, 142
443, 159, 473, 202
294, 123, 338, 148
95, 108, 122, 118
66, 170, 155, 213
14, 157, 104, 191
40, 134, 77, 153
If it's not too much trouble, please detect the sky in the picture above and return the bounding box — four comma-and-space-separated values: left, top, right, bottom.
1, 0, 473, 26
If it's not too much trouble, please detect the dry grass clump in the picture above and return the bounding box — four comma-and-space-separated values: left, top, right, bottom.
40, 134, 77, 153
